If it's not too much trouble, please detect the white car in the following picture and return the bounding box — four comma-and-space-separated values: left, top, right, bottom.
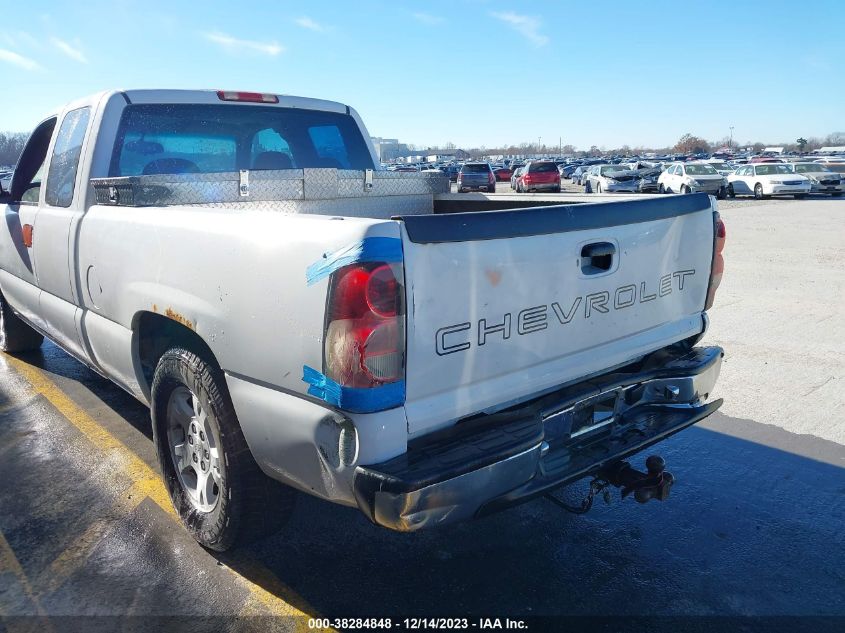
658, 162, 727, 198
584, 164, 632, 193
704, 160, 734, 177
786, 163, 843, 196
727, 163, 812, 199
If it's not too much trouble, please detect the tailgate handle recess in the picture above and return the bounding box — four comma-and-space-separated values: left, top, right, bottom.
581, 242, 615, 274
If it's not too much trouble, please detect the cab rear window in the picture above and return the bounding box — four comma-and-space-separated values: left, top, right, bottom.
110, 104, 375, 176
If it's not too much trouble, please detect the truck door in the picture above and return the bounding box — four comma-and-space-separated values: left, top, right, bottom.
0, 117, 57, 330
31, 106, 93, 362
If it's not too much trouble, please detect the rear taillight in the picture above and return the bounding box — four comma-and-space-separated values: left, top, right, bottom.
324, 262, 405, 390
523, 174, 533, 183
704, 215, 726, 310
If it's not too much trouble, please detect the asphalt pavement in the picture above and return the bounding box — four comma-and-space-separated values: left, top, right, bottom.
0, 194, 843, 632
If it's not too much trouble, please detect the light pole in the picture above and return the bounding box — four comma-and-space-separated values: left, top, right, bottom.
729, 126, 734, 150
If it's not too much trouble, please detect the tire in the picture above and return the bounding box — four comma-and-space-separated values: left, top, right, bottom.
0, 292, 44, 353
585, 182, 592, 193
517, 182, 524, 193
681, 185, 690, 194
727, 184, 736, 198
832, 192, 842, 197
794, 193, 807, 199
151, 347, 295, 551
658, 184, 665, 194
596, 183, 602, 194
717, 186, 727, 200
754, 183, 764, 200
553, 186, 561, 193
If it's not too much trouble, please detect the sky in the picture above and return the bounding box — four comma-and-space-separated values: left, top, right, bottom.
1, 0, 843, 151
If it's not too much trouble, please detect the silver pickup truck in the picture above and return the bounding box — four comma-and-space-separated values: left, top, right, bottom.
0, 90, 725, 550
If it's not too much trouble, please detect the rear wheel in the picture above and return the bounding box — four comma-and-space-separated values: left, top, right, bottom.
681, 185, 690, 194
727, 184, 736, 198
832, 192, 842, 197
717, 186, 727, 200
0, 293, 44, 353
794, 193, 807, 199
596, 183, 602, 194
658, 184, 665, 194
585, 181, 592, 193
151, 347, 295, 551
754, 183, 764, 200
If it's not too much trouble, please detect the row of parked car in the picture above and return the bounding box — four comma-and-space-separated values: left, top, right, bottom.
574, 158, 844, 199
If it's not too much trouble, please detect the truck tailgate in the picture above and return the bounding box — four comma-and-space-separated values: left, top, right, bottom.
398, 194, 716, 436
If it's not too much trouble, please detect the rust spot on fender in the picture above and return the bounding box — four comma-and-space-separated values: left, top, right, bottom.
485, 269, 502, 286
164, 307, 195, 331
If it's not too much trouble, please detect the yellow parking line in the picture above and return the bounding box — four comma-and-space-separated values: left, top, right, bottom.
3, 354, 319, 620
34, 479, 148, 597
0, 531, 54, 633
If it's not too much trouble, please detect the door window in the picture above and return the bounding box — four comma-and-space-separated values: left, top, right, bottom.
9, 118, 57, 204
45, 107, 91, 207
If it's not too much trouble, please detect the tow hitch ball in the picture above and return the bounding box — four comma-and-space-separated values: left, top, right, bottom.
545, 455, 674, 514
599, 455, 675, 503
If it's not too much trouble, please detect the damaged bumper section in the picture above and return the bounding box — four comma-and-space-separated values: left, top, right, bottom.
353, 345, 723, 531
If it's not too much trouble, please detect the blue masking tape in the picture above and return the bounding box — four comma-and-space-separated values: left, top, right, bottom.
305, 237, 403, 286
302, 365, 405, 413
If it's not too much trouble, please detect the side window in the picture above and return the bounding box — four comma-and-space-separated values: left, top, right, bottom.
45, 107, 91, 207
9, 118, 57, 204
308, 125, 350, 169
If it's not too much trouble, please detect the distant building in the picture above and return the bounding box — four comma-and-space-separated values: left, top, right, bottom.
370, 137, 401, 161
763, 147, 785, 155
817, 146, 845, 155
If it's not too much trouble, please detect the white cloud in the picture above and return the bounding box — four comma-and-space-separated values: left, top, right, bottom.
203, 31, 284, 56
491, 12, 548, 47
51, 37, 87, 63
412, 12, 444, 26
295, 16, 327, 32
0, 48, 42, 71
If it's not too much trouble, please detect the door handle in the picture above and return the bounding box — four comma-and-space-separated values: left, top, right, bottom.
581, 242, 615, 273
22, 224, 33, 248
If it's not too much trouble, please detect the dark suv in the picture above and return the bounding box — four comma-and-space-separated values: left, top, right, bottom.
457, 162, 496, 193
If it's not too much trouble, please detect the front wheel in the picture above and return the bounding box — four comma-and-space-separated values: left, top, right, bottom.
681, 185, 690, 194
0, 292, 44, 353
727, 184, 736, 198
585, 182, 592, 193
658, 184, 665, 194
151, 348, 295, 551
794, 193, 807, 199
717, 186, 727, 200
754, 183, 765, 200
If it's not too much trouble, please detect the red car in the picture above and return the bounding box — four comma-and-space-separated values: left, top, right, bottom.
514, 160, 561, 193
749, 156, 784, 164
493, 167, 513, 181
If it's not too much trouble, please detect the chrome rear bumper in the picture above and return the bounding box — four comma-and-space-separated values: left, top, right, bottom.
353, 345, 724, 531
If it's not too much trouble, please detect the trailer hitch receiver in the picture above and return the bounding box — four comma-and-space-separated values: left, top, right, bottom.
599, 455, 674, 503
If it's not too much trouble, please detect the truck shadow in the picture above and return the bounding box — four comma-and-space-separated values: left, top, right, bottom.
5, 342, 845, 618
236, 416, 845, 617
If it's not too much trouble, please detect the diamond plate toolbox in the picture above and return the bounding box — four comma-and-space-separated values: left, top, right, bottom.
90, 169, 449, 216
